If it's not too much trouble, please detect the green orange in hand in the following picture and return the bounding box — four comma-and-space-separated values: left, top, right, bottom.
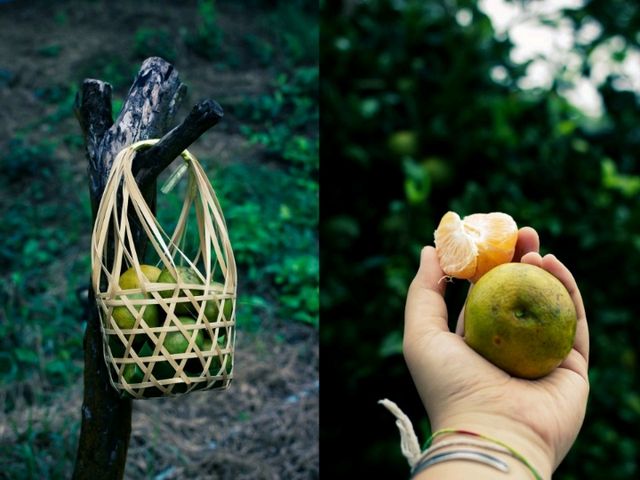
464, 262, 577, 379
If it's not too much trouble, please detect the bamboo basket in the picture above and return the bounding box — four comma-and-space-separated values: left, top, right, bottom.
91, 139, 237, 399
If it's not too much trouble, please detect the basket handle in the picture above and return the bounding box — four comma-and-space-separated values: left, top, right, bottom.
91, 139, 235, 295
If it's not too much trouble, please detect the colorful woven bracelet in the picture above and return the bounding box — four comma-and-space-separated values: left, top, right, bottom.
425, 429, 543, 480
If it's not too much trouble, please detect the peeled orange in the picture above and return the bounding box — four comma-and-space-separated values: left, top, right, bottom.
433, 211, 518, 282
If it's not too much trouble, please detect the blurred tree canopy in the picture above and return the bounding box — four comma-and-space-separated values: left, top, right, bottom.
321, 0, 640, 478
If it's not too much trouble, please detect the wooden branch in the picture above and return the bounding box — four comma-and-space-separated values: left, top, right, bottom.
73, 56, 224, 480
74, 79, 113, 200
74, 79, 114, 144
95, 56, 185, 196
134, 99, 224, 188
167, 82, 188, 125
73, 291, 132, 480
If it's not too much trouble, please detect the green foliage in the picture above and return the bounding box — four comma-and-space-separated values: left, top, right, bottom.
0, 138, 86, 480
215, 161, 319, 328
263, 2, 319, 68
229, 63, 318, 328
236, 67, 319, 175
321, 0, 640, 478
37, 43, 62, 58
0, 137, 57, 183
133, 27, 177, 63
239, 1, 318, 69
76, 53, 137, 91
184, 0, 223, 60
0, 411, 80, 479
0, 136, 88, 394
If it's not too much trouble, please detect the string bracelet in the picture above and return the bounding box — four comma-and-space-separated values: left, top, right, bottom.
417, 436, 513, 461
411, 449, 509, 477
379, 399, 544, 480
425, 428, 543, 480
410, 436, 516, 478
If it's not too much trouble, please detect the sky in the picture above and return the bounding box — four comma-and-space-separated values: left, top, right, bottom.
477, 0, 640, 117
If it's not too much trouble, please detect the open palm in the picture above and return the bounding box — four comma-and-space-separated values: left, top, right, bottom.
403, 227, 589, 473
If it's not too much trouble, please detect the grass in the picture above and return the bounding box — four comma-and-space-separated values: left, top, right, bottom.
0, 1, 317, 477
229, 65, 319, 328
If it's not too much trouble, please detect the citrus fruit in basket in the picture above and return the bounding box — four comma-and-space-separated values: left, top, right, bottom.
434, 211, 518, 283
201, 337, 232, 375
203, 299, 233, 321
162, 316, 205, 354
157, 265, 204, 314
112, 292, 160, 329
108, 336, 126, 358
185, 334, 230, 375
121, 341, 153, 385
159, 275, 233, 320
122, 362, 144, 385
203, 283, 234, 320
154, 317, 205, 380
119, 264, 162, 289
108, 334, 147, 358
464, 262, 577, 379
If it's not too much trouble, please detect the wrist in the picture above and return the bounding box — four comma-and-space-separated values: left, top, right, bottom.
428, 413, 554, 479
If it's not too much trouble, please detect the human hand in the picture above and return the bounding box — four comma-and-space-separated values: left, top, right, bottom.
403, 227, 589, 478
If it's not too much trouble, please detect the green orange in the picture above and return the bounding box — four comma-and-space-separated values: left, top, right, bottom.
153, 317, 206, 380
157, 266, 204, 314
118, 264, 161, 289
162, 316, 205, 354
112, 293, 160, 330
169, 280, 234, 320
203, 283, 234, 321
464, 262, 577, 379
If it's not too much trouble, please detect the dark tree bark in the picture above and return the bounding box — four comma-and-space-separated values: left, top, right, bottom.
72, 57, 223, 480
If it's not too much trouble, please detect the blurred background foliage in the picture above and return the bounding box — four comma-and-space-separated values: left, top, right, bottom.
321, 0, 640, 478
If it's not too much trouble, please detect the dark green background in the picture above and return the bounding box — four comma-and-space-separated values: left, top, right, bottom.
321, 0, 640, 478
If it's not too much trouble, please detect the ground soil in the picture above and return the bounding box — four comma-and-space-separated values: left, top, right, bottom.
0, 1, 319, 478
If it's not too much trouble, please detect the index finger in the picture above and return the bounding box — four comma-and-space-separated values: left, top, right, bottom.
541, 254, 589, 364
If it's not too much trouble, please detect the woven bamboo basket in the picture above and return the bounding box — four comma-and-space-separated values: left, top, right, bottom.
91, 139, 237, 399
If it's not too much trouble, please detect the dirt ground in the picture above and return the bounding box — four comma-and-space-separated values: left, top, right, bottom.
0, 1, 319, 478
126, 320, 318, 480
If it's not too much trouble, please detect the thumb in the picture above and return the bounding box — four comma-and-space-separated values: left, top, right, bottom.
404, 246, 449, 344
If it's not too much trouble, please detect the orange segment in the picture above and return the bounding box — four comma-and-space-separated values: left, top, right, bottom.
434, 211, 518, 282
433, 212, 478, 279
